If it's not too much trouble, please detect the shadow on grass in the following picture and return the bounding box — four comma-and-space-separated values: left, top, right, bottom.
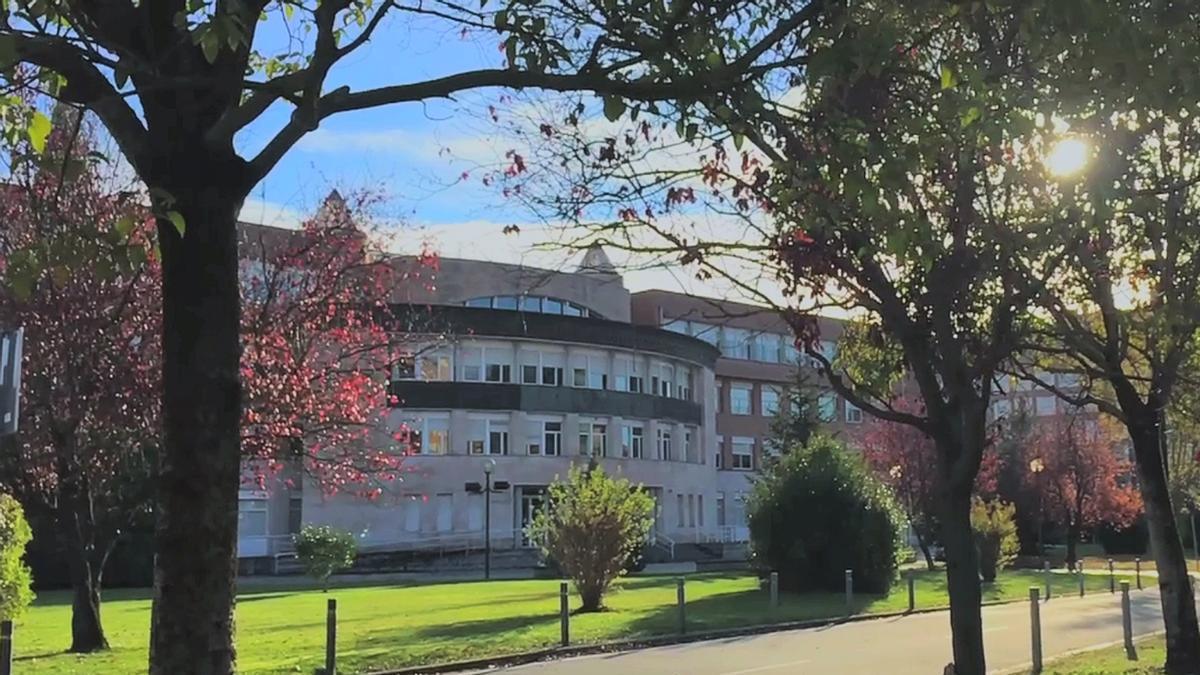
407, 612, 561, 642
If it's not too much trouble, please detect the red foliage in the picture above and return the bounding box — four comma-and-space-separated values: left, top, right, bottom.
1023, 412, 1142, 541
239, 194, 433, 497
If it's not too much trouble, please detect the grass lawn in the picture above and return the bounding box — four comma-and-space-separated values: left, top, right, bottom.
13, 568, 1134, 674
1022, 635, 1167, 674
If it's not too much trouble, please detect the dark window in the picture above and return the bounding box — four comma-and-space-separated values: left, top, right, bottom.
542, 366, 563, 386
522, 365, 539, 384
287, 496, 303, 534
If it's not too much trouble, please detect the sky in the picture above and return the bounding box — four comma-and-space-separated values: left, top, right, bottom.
229, 9, 776, 304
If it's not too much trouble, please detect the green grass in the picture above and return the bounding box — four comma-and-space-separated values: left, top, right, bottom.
12, 569, 1134, 674
1027, 635, 1167, 674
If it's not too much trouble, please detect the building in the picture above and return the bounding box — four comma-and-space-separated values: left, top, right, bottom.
237, 245, 726, 569
630, 290, 857, 539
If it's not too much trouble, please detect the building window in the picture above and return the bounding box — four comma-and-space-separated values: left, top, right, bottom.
588, 371, 608, 390
468, 418, 508, 455
521, 295, 541, 312
818, 393, 837, 422
716, 493, 726, 527
1036, 396, 1056, 416
698, 495, 704, 528
730, 383, 753, 415
677, 494, 685, 528
716, 381, 724, 414
485, 362, 511, 383
622, 425, 644, 459
687, 495, 696, 527
658, 429, 673, 461
664, 319, 689, 334
761, 386, 781, 416
287, 496, 303, 535
720, 327, 750, 359
573, 368, 587, 387
732, 437, 754, 470
238, 498, 268, 537
521, 364, 539, 384
417, 354, 452, 381
533, 421, 562, 456
466, 297, 491, 308
393, 357, 416, 380
692, 322, 720, 346
629, 375, 644, 393
579, 422, 607, 457
750, 333, 778, 362
845, 402, 863, 424
542, 366, 563, 386
488, 425, 509, 455
679, 370, 693, 401
460, 347, 482, 381
683, 429, 694, 463
715, 438, 724, 469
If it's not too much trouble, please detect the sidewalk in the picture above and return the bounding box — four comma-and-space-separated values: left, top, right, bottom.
460, 590, 1166, 675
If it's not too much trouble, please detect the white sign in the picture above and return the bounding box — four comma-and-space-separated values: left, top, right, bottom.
0, 328, 22, 436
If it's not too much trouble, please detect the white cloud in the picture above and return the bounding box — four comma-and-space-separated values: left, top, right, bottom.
239, 197, 306, 228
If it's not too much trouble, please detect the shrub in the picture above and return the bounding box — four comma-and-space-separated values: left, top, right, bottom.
971, 498, 1019, 581
527, 464, 654, 612
0, 492, 34, 619
293, 525, 358, 591
747, 435, 905, 593
1098, 517, 1149, 555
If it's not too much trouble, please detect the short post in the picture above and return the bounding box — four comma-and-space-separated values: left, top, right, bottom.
1029, 587, 1043, 674
1121, 581, 1137, 661
1077, 561, 1085, 598
769, 571, 779, 608
907, 571, 915, 613
845, 569, 853, 615
1109, 558, 1116, 594
325, 598, 337, 675
1136, 558, 1142, 590
1043, 560, 1052, 601
0, 620, 13, 675
676, 577, 686, 635
559, 581, 570, 647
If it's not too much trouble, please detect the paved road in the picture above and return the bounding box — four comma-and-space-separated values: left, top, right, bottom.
467, 590, 1165, 675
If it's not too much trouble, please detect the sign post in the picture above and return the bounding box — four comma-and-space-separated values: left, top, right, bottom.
0, 328, 22, 436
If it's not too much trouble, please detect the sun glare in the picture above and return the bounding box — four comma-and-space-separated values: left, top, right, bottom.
1045, 137, 1090, 177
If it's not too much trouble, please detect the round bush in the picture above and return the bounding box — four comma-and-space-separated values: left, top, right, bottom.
0, 492, 35, 619
747, 435, 905, 593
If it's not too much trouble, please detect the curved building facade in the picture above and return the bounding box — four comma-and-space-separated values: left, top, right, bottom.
257, 251, 722, 558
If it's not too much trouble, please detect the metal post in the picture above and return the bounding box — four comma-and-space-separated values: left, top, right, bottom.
676, 577, 686, 634
769, 571, 779, 608
1029, 587, 1043, 674
907, 571, 915, 613
325, 598, 337, 675
845, 569, 853, 615
559, 581, 570, 647
1121, 581, 1137, 661
1043, 560, 1052, 601
1109, 558, 1115, 594
1077, 561, 1085, 598
0, 620, 12, 675
484, 472, 492, 580
1136, 558, 1142, 590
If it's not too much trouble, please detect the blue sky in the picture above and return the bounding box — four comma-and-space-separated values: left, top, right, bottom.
226, 12, 782, 303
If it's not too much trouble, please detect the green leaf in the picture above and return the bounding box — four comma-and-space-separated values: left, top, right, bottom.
940, 64, 958, 90
200, 29, 220, 64
27, 111, 51, 154
166, 211, 186, 238
732, 133, 745, 151
960, 106, 982, 128
114, 215, 135, 238
602, 96, 626, 122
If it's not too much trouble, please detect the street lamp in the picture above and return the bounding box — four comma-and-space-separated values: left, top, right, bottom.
466, 458, 509, 580
1030, 457, 1046, 559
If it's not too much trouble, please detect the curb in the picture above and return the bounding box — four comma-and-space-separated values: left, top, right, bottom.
369, 598, 1023, 675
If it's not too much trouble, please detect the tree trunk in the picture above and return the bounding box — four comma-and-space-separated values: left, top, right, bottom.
914, 524, 937, 571
1130, 422, 1200, 674
1065, 520, 1079, 569
148, 170, 246, 675
69, 564, 108, 652
941, 485, 985, 675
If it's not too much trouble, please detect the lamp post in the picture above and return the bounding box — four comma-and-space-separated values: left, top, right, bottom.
1030, 457, 1046, 559
466, 458, 509, 580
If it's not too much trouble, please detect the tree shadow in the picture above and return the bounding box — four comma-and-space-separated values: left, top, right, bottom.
402, 612, 562, 642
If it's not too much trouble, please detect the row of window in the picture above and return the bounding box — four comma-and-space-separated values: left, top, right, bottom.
396, 413, 699, 462
718, 381, 862, 423
663, 318, 836, 366
675, 493, 706, 529
464, 295, 601, 318
396, 343, 696, 402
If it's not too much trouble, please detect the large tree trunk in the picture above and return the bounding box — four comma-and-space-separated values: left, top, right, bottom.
68, 562, 107, 652
1130, 421, 1200, 674
940, 484, 985, 675
148, 170, 246, 675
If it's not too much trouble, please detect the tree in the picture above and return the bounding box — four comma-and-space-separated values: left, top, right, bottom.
527, 463, 654, 612
1006, 3, 1200, 666
1023, 412, 1142, 567
0, 3, 831, 669
293, 525, 357, 591
0, 116, 159, 652
860, 397, 1001, 571
748, 435, 905, 593
766, 366, 824, 454
0, 492, 35, 621
970, 498, 1018, 583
